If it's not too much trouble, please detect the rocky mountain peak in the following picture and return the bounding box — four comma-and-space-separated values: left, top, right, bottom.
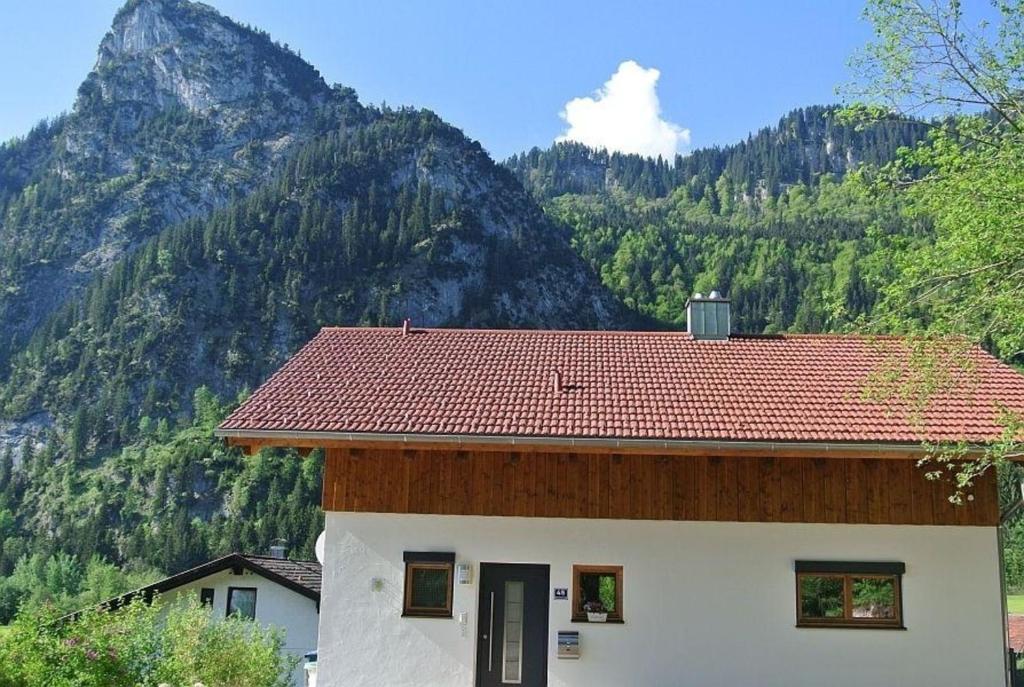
80, 0, 329, 118
104, 0, 184, 57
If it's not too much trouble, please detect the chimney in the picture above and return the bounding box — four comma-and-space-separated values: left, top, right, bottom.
686, 290, 731, 340
402, 319, 411, 336
269, 540, 287, 560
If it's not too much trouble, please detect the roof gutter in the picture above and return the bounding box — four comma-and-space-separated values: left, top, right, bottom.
213, 427, 961, 456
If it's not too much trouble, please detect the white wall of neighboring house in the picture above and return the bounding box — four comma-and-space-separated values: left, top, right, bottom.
317, 512, 1005, 687
161, 567, 319, 687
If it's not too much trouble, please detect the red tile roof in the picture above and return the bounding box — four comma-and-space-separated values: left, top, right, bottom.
218, 327, 1024, 445
1010, 615, 1024, 652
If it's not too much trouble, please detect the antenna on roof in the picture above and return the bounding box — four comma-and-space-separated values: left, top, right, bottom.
402, 318, 411, 336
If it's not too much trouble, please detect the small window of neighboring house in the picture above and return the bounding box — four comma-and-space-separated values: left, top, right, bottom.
402, 552, 455, 618
199, 587, 215, 607
572, 565, 623, 623
226, 586, 257, 620
795, 561, 905, 629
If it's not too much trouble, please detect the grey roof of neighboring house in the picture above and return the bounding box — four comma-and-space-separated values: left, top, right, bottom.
63, 552, 322, 621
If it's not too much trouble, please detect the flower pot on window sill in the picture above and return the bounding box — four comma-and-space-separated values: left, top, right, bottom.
586, 612, 608, 623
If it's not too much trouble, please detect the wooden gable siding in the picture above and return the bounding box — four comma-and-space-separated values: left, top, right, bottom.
322, 448, 999, 526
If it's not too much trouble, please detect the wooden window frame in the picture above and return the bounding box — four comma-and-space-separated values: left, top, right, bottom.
226, 586, 257, 620
571, 564, 624, 623
795, 561, 905, 630
402, 552, 455, 618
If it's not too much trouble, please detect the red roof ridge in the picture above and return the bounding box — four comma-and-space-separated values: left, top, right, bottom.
317, 326, 919, 340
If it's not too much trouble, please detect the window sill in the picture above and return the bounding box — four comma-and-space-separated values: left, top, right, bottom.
571, 617, 625, 624
796, 623, 906, 631
402, 612, 453, 619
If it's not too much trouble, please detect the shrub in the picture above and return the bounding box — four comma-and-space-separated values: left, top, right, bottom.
0, 595, 295, 687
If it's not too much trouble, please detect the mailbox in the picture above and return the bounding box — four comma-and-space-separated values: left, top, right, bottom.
557, 631, 580, 659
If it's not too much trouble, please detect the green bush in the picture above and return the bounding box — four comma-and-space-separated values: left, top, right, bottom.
0, 595, 295, 687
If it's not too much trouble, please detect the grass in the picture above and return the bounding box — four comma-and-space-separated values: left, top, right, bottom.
1008, 595, 1024, 614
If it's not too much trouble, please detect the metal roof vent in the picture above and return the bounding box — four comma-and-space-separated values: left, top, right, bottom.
686, 290, 731, 340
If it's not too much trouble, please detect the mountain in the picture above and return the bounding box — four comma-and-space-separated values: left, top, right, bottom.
0, 0, 623, 452
504, 107, 933, 331
506, 105, 931, 200
0, 0, 627, 605
0, 0, 359, 365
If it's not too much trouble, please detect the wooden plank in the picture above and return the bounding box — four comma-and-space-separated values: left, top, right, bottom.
322, 449, 338, 511
597, 452, 611, 519
908, 461, 935, 525
735, 457, 759, 522
845, 459, 869, 523
696, 457, 713, 520
887, 461, 913, 524
865, 459, 889, 525
757, 458, 781, 522
715, 456, 739, 522
608, 454, 627, 518
586, 453, 600, 518
670, 457, 687, 521
973, 471, 1000, 526
655, 456, 673, 520
778, 458, 802, 523
931, 470, 958, 526
570, 454, 588, 519
824, 459, 847, 523
800, 459, 821, 523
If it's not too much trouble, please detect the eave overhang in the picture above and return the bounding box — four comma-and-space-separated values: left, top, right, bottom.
213, 427, 989, 460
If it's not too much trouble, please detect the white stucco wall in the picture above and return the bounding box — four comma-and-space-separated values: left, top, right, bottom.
161, 567, 319, 686
317, 512, 1006, 687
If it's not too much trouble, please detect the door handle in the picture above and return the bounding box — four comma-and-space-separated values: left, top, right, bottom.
487, 591, 495, 672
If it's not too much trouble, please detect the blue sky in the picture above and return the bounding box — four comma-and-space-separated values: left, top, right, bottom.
0, 0, 876, 160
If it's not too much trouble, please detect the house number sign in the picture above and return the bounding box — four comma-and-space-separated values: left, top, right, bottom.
553, 587, 568, 600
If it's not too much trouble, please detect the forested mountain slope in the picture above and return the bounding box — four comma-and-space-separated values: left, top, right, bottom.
0, 0, 624, 614
505, 108, 933, 330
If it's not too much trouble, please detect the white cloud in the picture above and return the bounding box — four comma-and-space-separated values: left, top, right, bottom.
556, 60, 690, 160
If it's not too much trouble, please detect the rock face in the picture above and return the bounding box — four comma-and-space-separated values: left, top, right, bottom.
79, 0, 332, 157
0, 0, 359, 353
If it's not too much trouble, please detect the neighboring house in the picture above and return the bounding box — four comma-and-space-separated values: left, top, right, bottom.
216, 294, 1024, 687
73, 551, 320, 687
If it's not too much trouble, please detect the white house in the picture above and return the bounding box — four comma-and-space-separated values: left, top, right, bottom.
76, 551, 321, 686
216, 294, 1024, 687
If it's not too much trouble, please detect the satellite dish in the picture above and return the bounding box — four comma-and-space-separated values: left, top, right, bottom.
315, 530, 326, 565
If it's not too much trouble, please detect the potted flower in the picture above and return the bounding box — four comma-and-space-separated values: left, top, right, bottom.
584, 600, 608, 623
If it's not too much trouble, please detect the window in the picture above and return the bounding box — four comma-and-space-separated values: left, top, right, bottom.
795, 561, 905, 629
226, 586, 257, 620
571, 565, 623, 623
402, 552, 454, 618
199, 587, 215, 606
